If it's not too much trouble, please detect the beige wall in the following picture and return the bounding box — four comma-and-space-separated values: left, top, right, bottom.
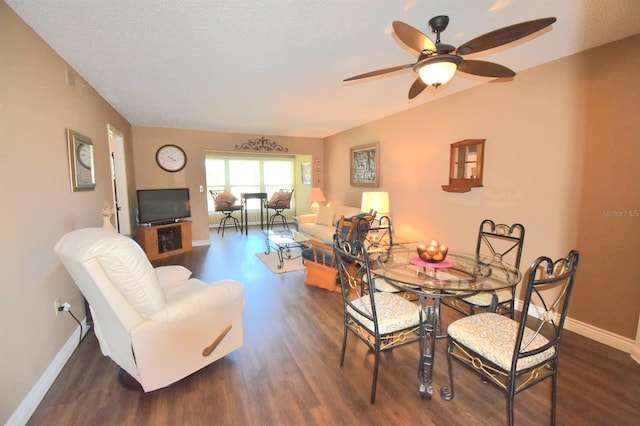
2, 0, 639, 421
131, 127, 323, 241
0, 3, 135, 422
324, 34, 640, 339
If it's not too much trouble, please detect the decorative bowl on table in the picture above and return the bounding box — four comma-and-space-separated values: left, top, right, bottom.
416, 240, 449, 263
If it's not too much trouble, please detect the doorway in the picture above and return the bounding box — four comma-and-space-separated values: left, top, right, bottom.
108, 125, 132, 235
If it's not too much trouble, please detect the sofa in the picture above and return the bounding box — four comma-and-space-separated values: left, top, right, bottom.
297, 204, 364, 242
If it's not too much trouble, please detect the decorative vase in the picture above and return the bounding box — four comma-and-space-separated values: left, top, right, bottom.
101, 202, 116, 231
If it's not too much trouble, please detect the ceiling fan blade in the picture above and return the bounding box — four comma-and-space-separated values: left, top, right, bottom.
456, 17, 556, 55
408, 77, 427, 99
392, 21, 436, 54
458, 60, 515, 78
343, 63, 414, 82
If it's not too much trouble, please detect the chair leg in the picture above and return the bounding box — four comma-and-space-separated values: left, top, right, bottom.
340, 323, 348, 367
217, 215, 227, 236
507, 385, 516, 426
551, 371, 557, 425
231, 215, 241, 232
370, 346, 380, 404
269, 212, 288, 230
218, 212, 242, 237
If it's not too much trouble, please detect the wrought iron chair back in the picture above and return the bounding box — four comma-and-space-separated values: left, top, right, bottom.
476, 220, 525, 270
334, 216, 420, 404
475, 220, 525, 316
443, 249, 579, 426
445, 219, 525, 317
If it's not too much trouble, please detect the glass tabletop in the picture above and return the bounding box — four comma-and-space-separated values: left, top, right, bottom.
265, 229, 310, 245
371, 244, 521, 295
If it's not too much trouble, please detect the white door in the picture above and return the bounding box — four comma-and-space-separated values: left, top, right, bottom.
108, 125, 132, 235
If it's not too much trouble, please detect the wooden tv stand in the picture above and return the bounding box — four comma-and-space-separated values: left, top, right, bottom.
136, 221, 192, 261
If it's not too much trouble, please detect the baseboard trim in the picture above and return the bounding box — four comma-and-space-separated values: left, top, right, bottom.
6, 319, 89, 426
564, 317, 634, 353
630, 343, 640, 364
515, 299, 635, 354
193, 239, 210, 247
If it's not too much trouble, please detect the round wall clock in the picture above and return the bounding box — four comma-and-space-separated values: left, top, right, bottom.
156, 144, 187, 172
76, 143, 93, 169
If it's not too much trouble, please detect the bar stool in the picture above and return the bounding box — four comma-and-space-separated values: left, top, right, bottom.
211, 190, 243, 236
265, 189, 294, 230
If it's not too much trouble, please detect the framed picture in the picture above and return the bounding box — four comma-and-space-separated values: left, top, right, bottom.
67, 128, 96, 191
301, 162, 311, 184
350, 142, 379, 187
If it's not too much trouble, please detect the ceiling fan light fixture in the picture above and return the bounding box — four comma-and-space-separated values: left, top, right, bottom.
415, 55, 463, 87
345, 16, 556, 98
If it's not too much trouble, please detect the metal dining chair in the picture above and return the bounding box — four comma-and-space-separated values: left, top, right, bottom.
442, 249, 579, 426
334, 217, 421, 404
444, 219, 525, 318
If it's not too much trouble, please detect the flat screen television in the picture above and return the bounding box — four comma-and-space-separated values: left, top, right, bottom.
137, 188, 191, 224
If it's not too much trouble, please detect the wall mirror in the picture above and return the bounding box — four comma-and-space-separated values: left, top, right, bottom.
442, 139, 485, 193
67, 128, 95, 191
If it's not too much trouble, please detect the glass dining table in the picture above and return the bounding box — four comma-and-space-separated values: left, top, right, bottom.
370, 244, 522, 400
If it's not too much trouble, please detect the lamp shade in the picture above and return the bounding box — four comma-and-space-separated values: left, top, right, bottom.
414, 54, 463, 87
361, 192, 390, 217
307, 188, 326, 203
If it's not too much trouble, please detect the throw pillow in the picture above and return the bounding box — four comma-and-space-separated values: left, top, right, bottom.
268, 191, 281, 203
316, 204, 335, 226
216, 191, 237, 206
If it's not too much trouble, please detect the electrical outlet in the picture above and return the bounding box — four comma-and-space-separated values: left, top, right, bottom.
54, 298, 62, 316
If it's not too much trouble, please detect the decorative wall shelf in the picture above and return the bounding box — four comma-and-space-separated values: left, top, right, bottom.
442, 139, 485, 193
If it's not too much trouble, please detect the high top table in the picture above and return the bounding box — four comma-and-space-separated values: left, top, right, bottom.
240, 192, 268, 235
371, 245, 522, 400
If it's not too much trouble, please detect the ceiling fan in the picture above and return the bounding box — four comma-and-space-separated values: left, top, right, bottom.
344, 15, 556, 99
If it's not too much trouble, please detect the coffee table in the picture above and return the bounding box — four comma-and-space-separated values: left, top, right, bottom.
264, 229, 310, 269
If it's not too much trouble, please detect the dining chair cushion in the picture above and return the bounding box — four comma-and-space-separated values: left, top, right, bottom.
347, 292, 420, 335
447, 312, 555, 371
362, 274, 399, 293
461, 288, 513, 307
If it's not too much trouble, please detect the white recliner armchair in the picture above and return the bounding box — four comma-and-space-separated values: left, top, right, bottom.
54, 228, 245, 392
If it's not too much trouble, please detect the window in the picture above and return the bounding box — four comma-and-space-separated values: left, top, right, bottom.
206, 154, 295, 225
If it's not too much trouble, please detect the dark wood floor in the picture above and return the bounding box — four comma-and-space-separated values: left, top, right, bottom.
29, 229, 640, 425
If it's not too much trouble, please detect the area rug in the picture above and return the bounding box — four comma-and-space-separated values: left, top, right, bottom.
255, 251, 306, 274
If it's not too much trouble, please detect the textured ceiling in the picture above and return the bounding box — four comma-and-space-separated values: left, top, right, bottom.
6, 0, 640, 138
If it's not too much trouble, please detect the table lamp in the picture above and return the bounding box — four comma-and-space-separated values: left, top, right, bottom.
361, 191, 390, 218
307, 187, 326, 214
